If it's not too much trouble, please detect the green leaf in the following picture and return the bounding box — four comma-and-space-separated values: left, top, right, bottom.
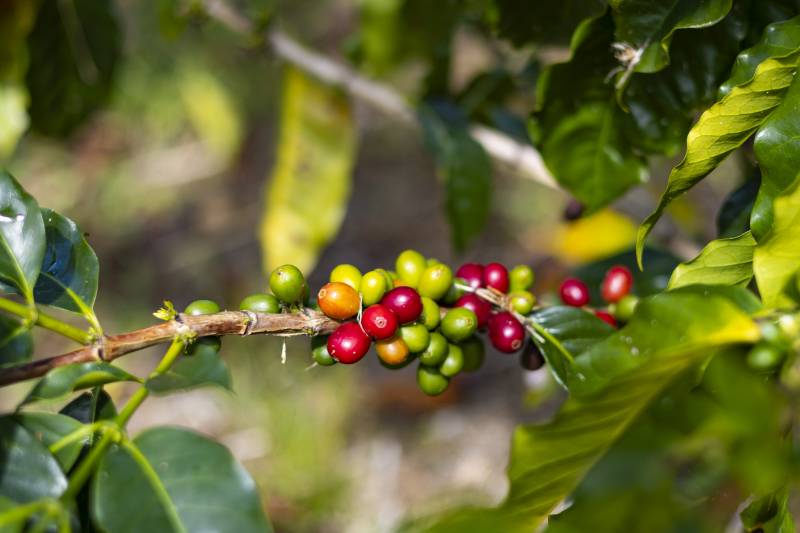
33, 209, 100, 327
60, 388, 117, 424
528, 306, 614, 387
668, 231, 756, 289
740, 488, 796, 533
531, 13, 647, 212
419, 104, 492, 251
146, 342, 231, 394
0, 417, 67, 502
414, 288, 760, 532
25, 0, 122, 137
490, 0, 606, 46
720, 16, 800, 97
636, 50, 800, 266
23, 362, 139, 404
13, 412, 84, 472
753, 175, 800, 308
259, 66, 356, 275
0, 170, 44, 301
92, 427, 272, 533
0, 315, 31, 367
611, 0, 733, 74
717, 174, 760, 238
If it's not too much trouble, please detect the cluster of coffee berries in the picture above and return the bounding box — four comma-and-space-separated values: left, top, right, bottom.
297, 250, 539, 396
558, 265, 639, 327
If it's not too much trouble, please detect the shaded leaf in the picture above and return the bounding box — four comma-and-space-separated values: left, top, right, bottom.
740, 488, 795, 533
260, 66, 356, 275
60, 388, 117, 424
574, 248, 679, 301
0, 315, 31, 367
753, 175, 800, 308
668, 231, 755, 289
146, 341, 231, 394
636, 50, 800, 266
0, 417, 67, 502
26, 0, 122, 136
33, 209, 99, 327
491, 0, 606, 46
0, 0, 37, 159
717, 174, 760, 237
0, 170, 44, 301
13, 412, 84, 472
24, 362, 139, 404
92, 427, 272, 532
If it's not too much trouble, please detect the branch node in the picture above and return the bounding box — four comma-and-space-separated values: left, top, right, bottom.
241, 310, 258, 335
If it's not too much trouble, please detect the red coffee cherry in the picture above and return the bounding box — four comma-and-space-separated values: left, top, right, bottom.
601, 265, 633, 303
594, 310, 617, 328
483, 262, 509, 293
327, 322, 371, 364
381, 286, 423, 324
455, 263, 484, 290
559, 278, 590, 307
488, 311, 525, 353
455, 293, 491, 328
361, 304, 398, 340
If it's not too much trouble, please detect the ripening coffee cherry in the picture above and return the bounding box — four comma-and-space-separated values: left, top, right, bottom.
395, 249, 427, 287
613, 294, 639, 322
360, 270, 388, 306
186, 336, 222, 356
330, 264, 362, 290
184, 299, 220, 316
417, 264, 454, 301
419, 332, 448, 366
747, 342, 785, 371
559, 278, 590, 307
440, 308, 478, 342
361, 304, 398, 340
460, 336, 485, 372
594, 310, 617, 327
269, 264, 307, 304
381, 286, 423, 324
483, 262, 510, 293
509, 291, 536, 315
455, 293, 491, 328
520, 340, 545, 370
456, 263, 484, 290
318, 282, 361, 320
239, 293, 280, 314
601, 265, 633, 303
420, 297, 441, 330
439, 343, 464, 377
375, 335, 411, 366
488, 312, 525, 353
509, 265, 534, 291
327, 322, 371, 364
417, 365, 449, 396
311, 336, 336, 366
400, 323, 431, 353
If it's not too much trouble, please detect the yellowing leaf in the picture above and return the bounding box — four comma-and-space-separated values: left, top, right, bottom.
550, 209, 637, 264
260, 67, 356, 275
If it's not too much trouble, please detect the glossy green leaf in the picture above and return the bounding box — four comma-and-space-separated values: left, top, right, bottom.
0, 417, 67, 502
13, 412, 84, 472
0, 170, 44, 301
25, 0, 122, 136
92, 427, 272, 533
753, 176, 800, 308
0, 315, 31, 367
636, 50, 800, 266
33, 209, 99, 327
414, 288, 760, 532
611, 0, 732, 74
146, 341, 231, 394
490, 0, 606, 46
419, 105, 492, 251
23, 362, 139, 404
528, 306, 614, 387
740, 488, 795, 533
717, 175, 760, 238
60, 388, 117, 424
720, 16, 800, 97
532, 13, 647, 212
260, 66, 356, 275
0, 0, 37, 159
668, 231, 755, 289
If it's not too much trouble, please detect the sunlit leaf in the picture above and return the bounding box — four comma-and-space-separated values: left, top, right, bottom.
668, 231, 755, 289
550, 210, 637, 264
23, 362, 139, 404
260, 66, 356, 275
740, 488, 795, 533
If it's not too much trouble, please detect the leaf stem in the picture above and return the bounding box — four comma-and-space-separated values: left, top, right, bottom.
0, 297, 92, 344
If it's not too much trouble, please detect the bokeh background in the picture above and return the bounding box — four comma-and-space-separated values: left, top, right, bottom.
0, 1, 751, 531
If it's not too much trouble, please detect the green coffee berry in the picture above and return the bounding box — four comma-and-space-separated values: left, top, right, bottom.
419, 332, 448, 366
184, 299, 220, 316
420, 297, 441, 330
439, 343, 464, 377
239, 293, 280, 314
400, 323, 431, 353
440, 308, 477, 342
269, 264, 306, 304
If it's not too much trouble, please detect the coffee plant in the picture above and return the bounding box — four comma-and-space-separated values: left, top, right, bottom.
3, 0, 800, 532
